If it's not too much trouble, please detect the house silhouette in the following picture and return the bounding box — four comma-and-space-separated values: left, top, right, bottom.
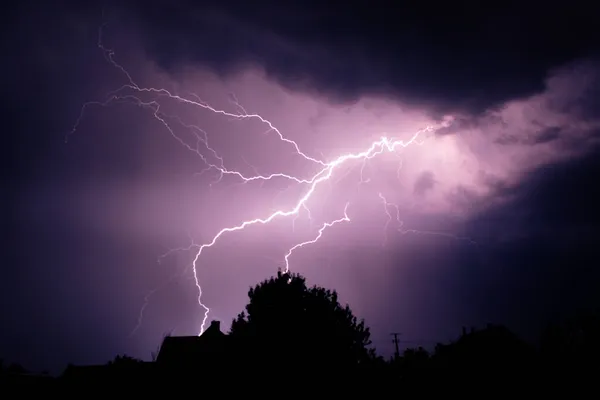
61, 321, 230, 382
156, 320, 232, 372
61, 357, 154, 383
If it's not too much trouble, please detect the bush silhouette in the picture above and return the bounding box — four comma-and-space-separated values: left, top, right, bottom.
229, 271, 377, 368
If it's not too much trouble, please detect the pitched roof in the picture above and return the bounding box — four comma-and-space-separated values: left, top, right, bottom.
155, 320, 229, 367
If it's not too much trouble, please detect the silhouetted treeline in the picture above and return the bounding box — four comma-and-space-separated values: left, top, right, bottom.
228, 272, 381, 370
2, 272, 600, 388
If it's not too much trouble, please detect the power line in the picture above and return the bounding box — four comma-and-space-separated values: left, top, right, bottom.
390, 332, 401, 359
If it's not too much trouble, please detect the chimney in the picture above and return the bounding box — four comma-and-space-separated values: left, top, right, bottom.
210, 320, 221, 332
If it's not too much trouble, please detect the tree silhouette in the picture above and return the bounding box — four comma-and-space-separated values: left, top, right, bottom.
108, 355, 143, 367
229, 271, 377, 368
540, 309, 600, 375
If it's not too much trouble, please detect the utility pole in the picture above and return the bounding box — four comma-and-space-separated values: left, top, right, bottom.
391, 332, 401, 360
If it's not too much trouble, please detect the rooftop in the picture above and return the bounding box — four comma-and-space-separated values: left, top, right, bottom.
155, 320, 230, 367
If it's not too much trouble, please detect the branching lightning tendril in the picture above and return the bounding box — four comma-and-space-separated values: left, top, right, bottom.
69, 23, 473, 337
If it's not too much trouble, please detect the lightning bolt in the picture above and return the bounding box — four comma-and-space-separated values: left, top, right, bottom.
70, 21, 471, 336
378, 192, 401, 247
284, 202, 351, 273
379, 192, 477, 246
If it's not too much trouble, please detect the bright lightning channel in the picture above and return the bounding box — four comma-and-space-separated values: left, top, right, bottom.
70, 22, 467, 337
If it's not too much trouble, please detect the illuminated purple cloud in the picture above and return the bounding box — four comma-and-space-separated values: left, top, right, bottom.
65, 21, 600, 348
3, 2, 600, 372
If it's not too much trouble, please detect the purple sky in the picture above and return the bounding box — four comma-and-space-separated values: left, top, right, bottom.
3, 1, 600, 373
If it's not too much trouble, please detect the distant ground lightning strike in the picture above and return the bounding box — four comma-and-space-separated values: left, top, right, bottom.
70, 22, 470, 336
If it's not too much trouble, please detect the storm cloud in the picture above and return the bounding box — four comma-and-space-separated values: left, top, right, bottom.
2, 0, 600, 373
118, 0, 600, 116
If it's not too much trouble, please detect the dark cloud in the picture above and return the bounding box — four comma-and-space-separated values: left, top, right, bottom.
454, 144, 600, 335
413, 171, 436, 196
532, 127, 562, 145
494, 127, 564, 146
503, 145, 600, 230
545, 61, 600, 120
116, 0, 600, 115
446, 185, 482, 211
434, 117, 479, 136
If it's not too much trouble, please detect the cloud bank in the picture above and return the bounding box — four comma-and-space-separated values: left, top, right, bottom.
3, 1, 600, 372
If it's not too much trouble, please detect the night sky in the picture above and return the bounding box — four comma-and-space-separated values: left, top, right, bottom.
3, 0, 600, 373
